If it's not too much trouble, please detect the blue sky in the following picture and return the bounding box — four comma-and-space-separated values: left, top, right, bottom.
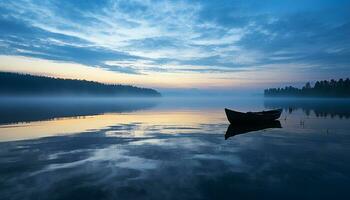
0, 0, 349, 89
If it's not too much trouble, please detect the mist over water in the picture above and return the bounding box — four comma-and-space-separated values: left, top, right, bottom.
0, 96, 350, 199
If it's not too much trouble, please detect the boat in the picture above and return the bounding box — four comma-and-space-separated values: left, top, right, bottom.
225, 108, 282, 124
225, 120, 282, 140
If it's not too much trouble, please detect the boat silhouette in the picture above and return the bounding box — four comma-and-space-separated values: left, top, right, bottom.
225, 108, 282, 123
225, 120, 282, 140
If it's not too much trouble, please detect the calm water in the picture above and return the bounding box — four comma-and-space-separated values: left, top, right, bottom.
0, 97, 350, 200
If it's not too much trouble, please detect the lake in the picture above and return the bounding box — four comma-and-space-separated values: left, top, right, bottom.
0, 97, 350, 200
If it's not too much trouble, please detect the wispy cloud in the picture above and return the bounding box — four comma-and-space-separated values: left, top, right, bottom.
0, 0, 349, 80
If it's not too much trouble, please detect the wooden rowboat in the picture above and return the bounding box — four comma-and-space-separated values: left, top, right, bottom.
225, 108, 282, 124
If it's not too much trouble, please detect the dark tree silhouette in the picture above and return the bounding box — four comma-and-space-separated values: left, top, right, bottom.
264, 78, 350, 97
0, 72, 161, 97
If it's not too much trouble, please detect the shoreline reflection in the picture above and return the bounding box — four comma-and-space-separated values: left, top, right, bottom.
0, 97, 158, 125
264, 98, 350, 119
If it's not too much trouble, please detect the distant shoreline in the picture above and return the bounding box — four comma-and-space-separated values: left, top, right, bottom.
264, 78, 350, 98
0, 72, 161, 97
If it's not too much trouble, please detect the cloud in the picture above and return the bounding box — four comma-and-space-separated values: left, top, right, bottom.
0, 15, 141, 74
0, 0, 349, 77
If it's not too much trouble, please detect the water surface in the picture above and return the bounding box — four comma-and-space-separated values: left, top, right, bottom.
0, 97, 350, 200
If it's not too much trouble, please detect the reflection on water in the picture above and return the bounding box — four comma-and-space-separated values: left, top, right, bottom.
0, 97, 158, 125
265, 98, 350, 118
225, 120, 282, 140
0, 97, 350, 200
0, 110, 225, 142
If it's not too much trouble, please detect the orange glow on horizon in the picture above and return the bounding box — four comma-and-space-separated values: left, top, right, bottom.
0, 55, 287, 89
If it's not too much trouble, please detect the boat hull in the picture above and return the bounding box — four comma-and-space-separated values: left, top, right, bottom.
225, 108, 282, 124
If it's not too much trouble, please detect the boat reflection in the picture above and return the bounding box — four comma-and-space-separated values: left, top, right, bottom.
225, 120, 282, 140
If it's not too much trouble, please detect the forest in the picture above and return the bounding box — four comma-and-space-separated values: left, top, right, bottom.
0, 72, 161, 97
264, 78, 350, 97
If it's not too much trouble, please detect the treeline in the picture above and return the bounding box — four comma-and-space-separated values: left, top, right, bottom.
0, 72, 161, 97
265, 78, 350, 97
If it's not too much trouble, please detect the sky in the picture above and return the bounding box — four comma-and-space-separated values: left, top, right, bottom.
0, 0, 349, 91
